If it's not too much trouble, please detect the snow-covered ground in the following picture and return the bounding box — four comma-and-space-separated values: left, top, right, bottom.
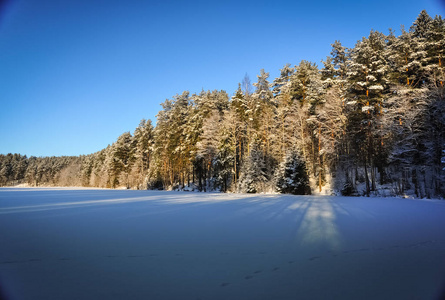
1, 188, 445, 300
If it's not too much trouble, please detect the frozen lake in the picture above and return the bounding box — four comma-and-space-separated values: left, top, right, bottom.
1, 188, 445, 299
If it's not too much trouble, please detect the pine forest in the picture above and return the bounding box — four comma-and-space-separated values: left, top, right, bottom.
1, 10, 444, 198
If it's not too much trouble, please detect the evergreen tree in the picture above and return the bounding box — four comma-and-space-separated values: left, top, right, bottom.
346, 30, 390, 195
216, 110, 239, 192
133, 119, 154, 188
272, 64, 294, 97
427, 15, 445, 86
196, 112, 221, 191
239, 145, 267, 193
330, 40, 349, 86
274, 151, 311, 195
251, 69, 276, 172
409, 10, 434, 86
109, 132, 135, 188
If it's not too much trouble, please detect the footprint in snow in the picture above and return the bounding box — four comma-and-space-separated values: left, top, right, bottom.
221, 282, 230, 287
273, 267, 280, 271
245, 275, 253, 280
254, 270, 262, 274
309, 256, 321, 261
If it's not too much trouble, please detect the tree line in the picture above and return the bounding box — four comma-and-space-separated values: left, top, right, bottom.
1, 10, 444, 198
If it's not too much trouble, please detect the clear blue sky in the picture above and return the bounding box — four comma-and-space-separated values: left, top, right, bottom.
0, 0, 444, 157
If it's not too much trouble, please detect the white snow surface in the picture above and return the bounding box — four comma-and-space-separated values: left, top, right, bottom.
1, 188, 445, 300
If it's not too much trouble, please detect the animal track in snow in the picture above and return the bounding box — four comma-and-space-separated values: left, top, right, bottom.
309, 256, 321, 261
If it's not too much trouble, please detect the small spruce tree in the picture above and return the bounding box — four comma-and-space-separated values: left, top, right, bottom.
274, 151, 311, 195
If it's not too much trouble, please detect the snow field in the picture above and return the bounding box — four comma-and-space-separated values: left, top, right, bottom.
1, 188, 445, 299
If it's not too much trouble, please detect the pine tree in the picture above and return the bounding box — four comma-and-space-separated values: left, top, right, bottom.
251, 69, 276, 173
216, 110, 238, 192
221, 97, 246, 189
387, 27, 416, 86
330, 40, 349, 86
196, 112, 221, 191
346, 30, 390, 195
109, 132, 134, 188
409, 10, 434, 86
411, 10, 433, 39
427, 15, 445, 86
239, 145, 267, 193
133, 119, 154, 188
274, 151, 311, 195
272, 64, 294, 97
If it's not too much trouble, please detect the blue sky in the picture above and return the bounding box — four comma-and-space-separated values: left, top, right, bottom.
0, 0, 444, 157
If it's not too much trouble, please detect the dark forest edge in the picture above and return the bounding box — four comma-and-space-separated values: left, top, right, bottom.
1, 10, 444, 198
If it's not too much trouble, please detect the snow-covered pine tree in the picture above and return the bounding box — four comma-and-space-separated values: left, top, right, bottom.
288, 61, 320, 105
270, 65, 298, 166
151, 92, 192, 189
239, 145, 268, 193
273, 91, 297, 161
386, 27, 415, 86
409, 10, 434, 86
251, 69, 276, 175
272, 64, 294, 97
346, 30, 390, 195
97, 147, 110, 188
215, 109, 239, 192
109, 132, 134, 188
171, 91, 192, 189
274, 151, 311, 195
286, 60, 327, 190
187, 90, 229, 191
228, 84, 250, 185
0, 156, 12, 186
80, 155, 93, 186
383, 86, 427, 196
133, 119, 154, 189
306, 68, 327, 192
317, 71, 347, 193
426, 15, 445, 87
330, 40, 349, 87
321, 56, 336, 84
151, 99, 174, 188
320, 41, 351, 191
286, 61, 317, 163
196, 112, 222, 191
